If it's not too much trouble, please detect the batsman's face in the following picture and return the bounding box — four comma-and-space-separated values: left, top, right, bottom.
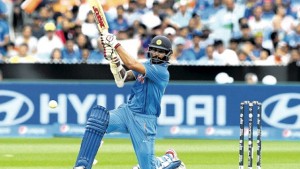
149, 47, 167, 59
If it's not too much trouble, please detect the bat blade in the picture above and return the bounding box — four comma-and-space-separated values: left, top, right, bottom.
87, 0, 109, 33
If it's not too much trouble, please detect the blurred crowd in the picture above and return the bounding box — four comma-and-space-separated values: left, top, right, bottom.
1, 0, 300, 65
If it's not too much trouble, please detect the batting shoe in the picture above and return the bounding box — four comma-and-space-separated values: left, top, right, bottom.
165, 149, 186, 169
131, 149, 186, 169
73, 166, 85, 169
132, 164, 140, 169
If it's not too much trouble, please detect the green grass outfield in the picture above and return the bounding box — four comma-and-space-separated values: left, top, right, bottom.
0, 138, 299, 169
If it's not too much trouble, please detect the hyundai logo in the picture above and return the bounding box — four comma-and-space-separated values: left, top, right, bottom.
262, 93, 300, 129
0, 90, 34, 126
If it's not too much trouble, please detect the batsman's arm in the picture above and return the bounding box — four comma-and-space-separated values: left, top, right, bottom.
100, 33, 145, 79
109, 52, 136, 88
114, 45, 146, 75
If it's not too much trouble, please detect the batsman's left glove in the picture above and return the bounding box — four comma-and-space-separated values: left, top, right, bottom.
110, 51, 127, 88
100, 33, 121, 49
103, 44, 114, 61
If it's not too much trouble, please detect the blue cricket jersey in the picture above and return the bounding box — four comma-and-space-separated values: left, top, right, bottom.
127, 61, 169, 117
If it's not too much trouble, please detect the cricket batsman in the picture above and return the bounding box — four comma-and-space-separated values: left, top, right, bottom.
73, 33, 186, 169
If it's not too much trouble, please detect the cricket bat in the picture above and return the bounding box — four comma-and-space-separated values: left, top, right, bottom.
87, 0, 109, 34
87, 0, 125, 88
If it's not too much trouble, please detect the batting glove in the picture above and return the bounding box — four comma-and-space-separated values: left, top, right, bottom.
111, 51, 121, 65
102, 44, 114, 61
100, 33, 121, 49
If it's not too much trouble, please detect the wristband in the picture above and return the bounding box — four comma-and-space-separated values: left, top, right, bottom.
114, 43, 121, 49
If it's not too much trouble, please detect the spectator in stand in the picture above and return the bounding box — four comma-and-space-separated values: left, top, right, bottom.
289, 47, 300, 64
8, 43, 38, 63
177, 26, 192, 47
239, 39, 258, 62
195, 0, 223, 24
276, 41, 291, 65
244, 0, 260, 18
258, 1, 277, 41
36, 22, 64, 62
53, 12, 64, 30
213, 39, 240, 65
262, 0, 276, 20
169, 0, 193, 29
193, 0, 210, 14
80, 48, 91, 64
235, 24, 258, 61
170, 36, 186, 64
213, 0, 246, 46
161, 19, 173, 34
158, 3, 175, 30
197, 44, 220, 65
61, 39, 81, 63
140, 1, 162, 30
272, 4, 296, 35
149, 24, 164, 40
73, 24, 83, 37
263, 31, 280, 52
159, 0, 175, 12
132, 22, 151, 51
50, 48, 63, 64
137, 48, 147, 62
163, 26, 177, 44
234, 17, 249, 37
6, 0, 300, 67
181, 30, 206, 61
285, 23, 300, 48
253, 48, 271, 65
238, 17, 249, 27
228, 38, 240, 53
0, 9, 10, 57
236, 24, 254, 43
89, 40, 105, 64
64, 10, 77, 25
248, 5, 273, 40
38, 6, 54, 23
187, 13, 203, 32
75, 0, 90, 25
200, 25, 214, 48
4, 42, 17, 61
15, 25, 38, 55
75, 33, 93, 51
81, 11, 99, 47
290, 0, 300, 19
125, 0, 141, 26
56, 18, 77, 44
109, 5, 129, 34
275, 0, 294, 16
12, 0, 24, 33
253, 32, 270, 58
237, 49, 253, 65
31, 14, 45, 39
266, 41, 290, 65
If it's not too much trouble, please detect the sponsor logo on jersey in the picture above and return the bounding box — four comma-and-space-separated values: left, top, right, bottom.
137, 74, 145, 83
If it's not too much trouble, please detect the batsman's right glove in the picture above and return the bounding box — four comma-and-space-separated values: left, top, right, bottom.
100, 33, 121, 49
